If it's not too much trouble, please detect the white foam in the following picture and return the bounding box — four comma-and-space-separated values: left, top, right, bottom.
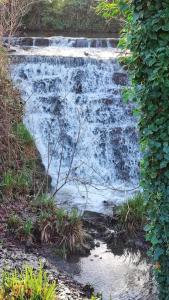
10, 41, 139, 213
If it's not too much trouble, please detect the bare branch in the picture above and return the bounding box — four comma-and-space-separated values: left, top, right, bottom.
0, 0, 39, 45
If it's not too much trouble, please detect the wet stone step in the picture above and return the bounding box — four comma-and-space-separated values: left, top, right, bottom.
34, 38, 50, 47
4, 37, 119, 48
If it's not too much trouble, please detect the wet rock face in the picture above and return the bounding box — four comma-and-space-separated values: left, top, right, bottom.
112, 72, 128, 86
34, 38, 49, 47
21, 38, 34, 46
5, 36, 119, 49
108, 38, 119, 47
11, 52, 140, 191
33, 80, 47, 93
74, 39, 88, 48
39, 96, 64, 115
90, 40, 97, 48
110, 127, 139, 181
73, 70, 85, 94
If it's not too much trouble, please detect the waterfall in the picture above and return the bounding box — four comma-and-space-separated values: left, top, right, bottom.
4, 36, 119, 48
10, 38, 140, 213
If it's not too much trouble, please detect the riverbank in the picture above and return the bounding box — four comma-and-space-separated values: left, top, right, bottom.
0, 46, 97, 298
0, 243, 98, 300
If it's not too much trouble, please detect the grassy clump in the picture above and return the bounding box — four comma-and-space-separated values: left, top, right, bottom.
1, 171, 15, 190
22, 219, 33, 239
117, 192, 146, 232
35, 196, 85, 255
6, 195, 85, 255
14, 123, 34, 146
33, 195, 56, 211
7, 214, 22, 232
0, 265, 57, 300
1, 168, 33, 197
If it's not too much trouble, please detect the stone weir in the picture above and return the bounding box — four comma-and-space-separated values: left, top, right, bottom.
4, 36, 119, 48
10, 46, 140, 211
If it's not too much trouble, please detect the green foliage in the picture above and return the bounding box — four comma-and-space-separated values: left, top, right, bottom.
117, 192, 146, 231
31, 194, 84, 254
0, 265, 56, 300
34, 195, 56, 211
7, 214, 22, 232
55, 207, 66, 223
36, 203, 84, 254
16, 168, 32, 188
96, 0, 131, 20
1, 171, 15, 189
23, 219, 33, 238
98, 0, 169, 297
1, 168, 32, 191
24, 0, 119, 33
14, 123, 34, 145
69, 208, 79, 224
128, 2, 169, 298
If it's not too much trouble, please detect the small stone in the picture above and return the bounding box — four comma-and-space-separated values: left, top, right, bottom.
95, 242, 100, 247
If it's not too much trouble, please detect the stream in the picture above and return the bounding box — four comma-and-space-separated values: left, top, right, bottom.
43, 240, 157, 300
9, 35, 156, 299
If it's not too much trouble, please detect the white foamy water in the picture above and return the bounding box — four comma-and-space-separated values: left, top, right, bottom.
4, 36, 119, 48
10, 38, 140, 212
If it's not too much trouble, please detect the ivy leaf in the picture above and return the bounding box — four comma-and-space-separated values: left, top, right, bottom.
160, 161, 168, 169
154, 247, 164, 260
162, 24, 169, 31
151, 236, 162, 246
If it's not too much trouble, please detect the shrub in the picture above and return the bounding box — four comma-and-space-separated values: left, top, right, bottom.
0, 265, 57, 300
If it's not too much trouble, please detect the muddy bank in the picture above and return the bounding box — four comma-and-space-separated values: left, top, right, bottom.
82, 210, 148, 253
0, 209, 158, 300
35, 211, 157, 300
0, 243, 99, 300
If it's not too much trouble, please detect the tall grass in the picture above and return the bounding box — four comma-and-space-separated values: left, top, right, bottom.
0, 265, 57, 300
117, 192, 146, 232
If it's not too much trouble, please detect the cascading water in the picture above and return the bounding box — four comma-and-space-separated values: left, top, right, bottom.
9, 36, 156, 300
10, 36, 140, 212
4, 36, 119, 48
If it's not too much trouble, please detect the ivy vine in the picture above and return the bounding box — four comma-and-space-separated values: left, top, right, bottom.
97, 0, 169, 298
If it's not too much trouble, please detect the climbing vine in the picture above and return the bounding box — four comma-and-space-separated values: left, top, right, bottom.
97, 0, 169, 298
